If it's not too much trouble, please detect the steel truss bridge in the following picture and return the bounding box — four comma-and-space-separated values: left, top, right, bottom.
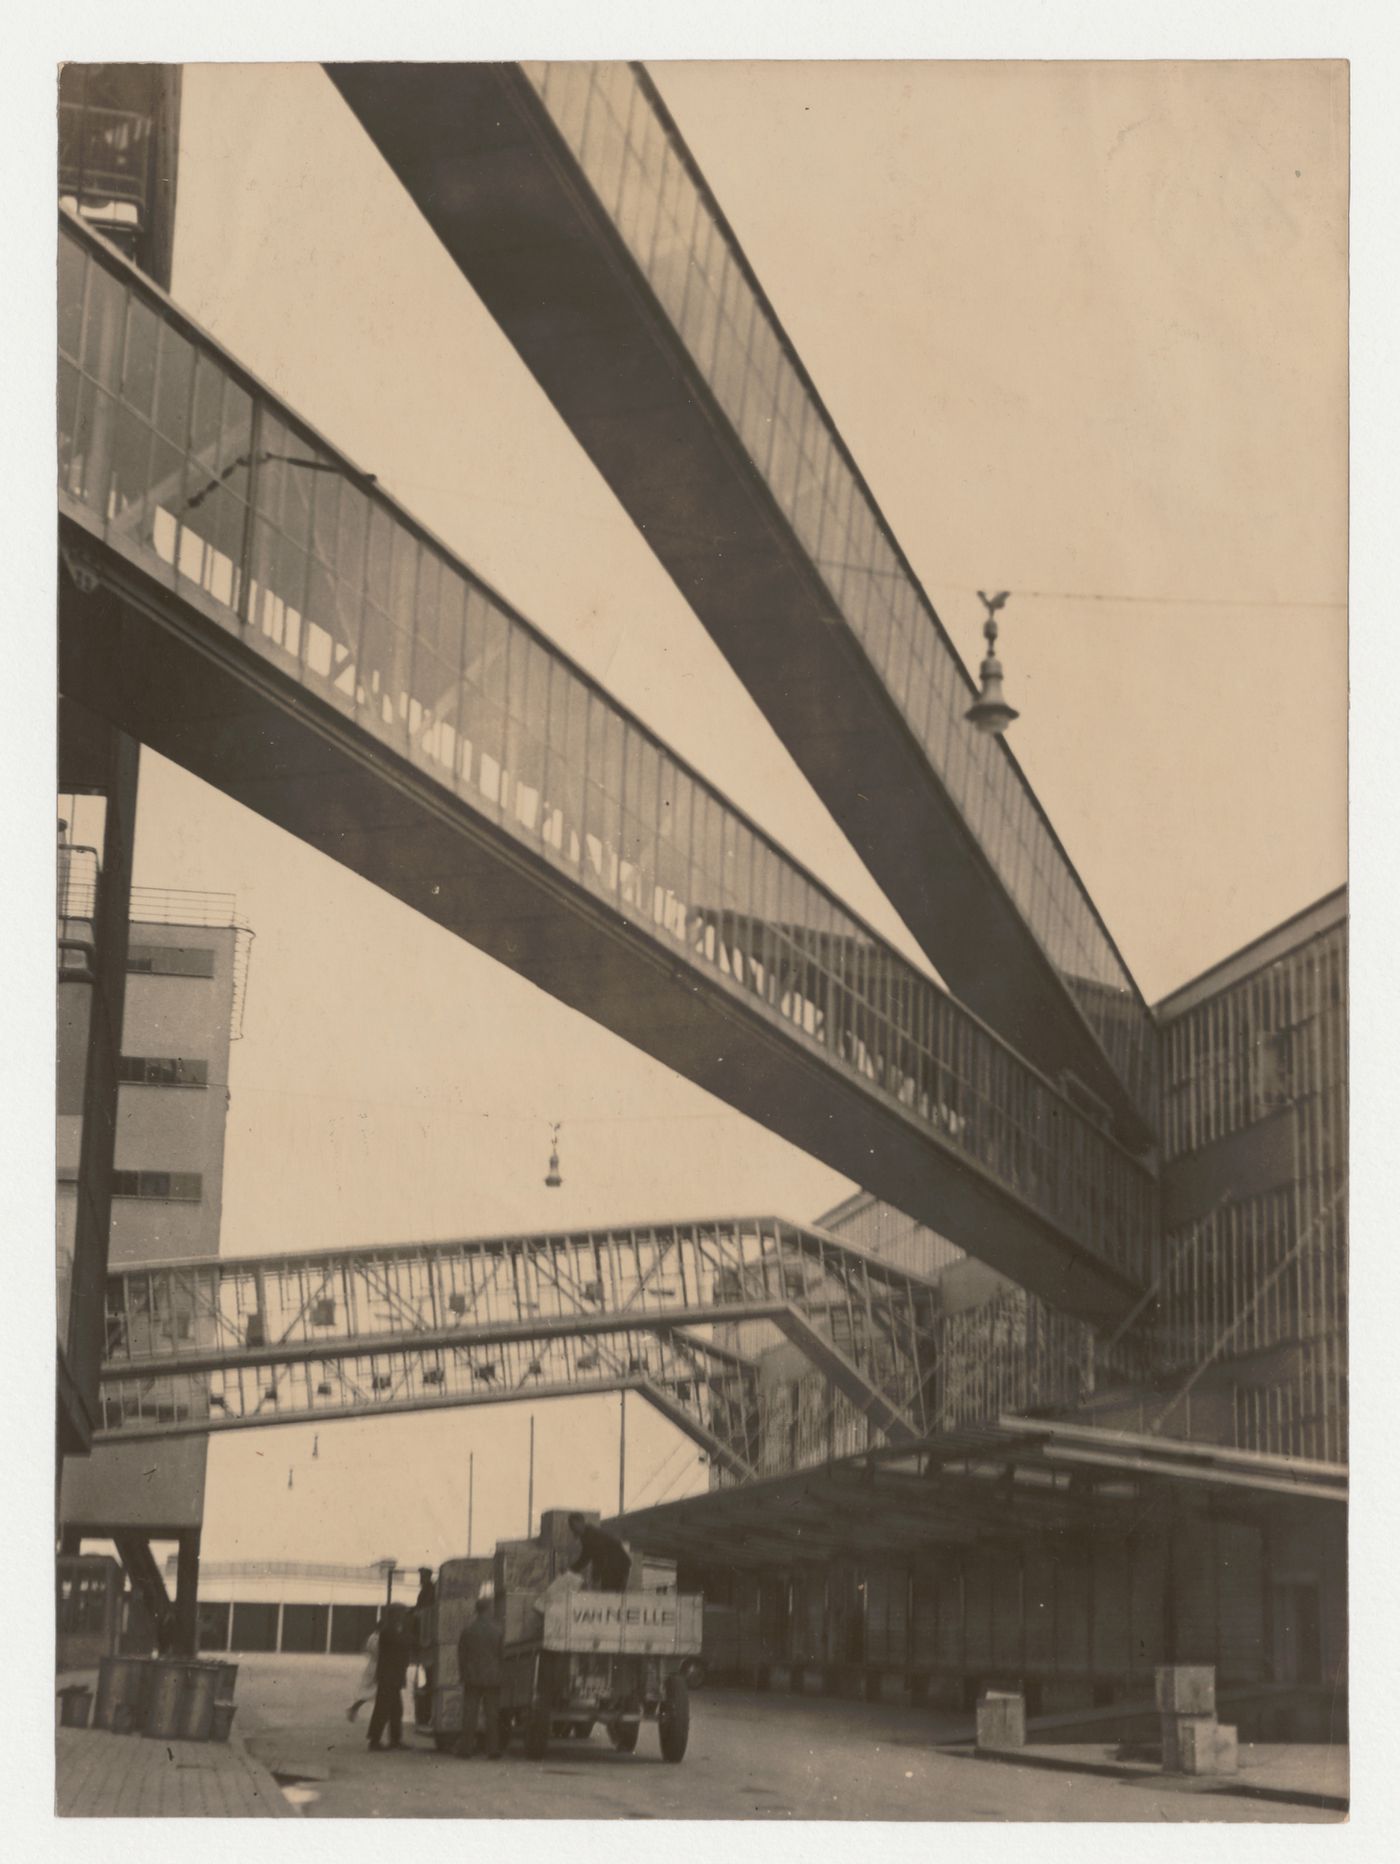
95, 1218, 951, 1481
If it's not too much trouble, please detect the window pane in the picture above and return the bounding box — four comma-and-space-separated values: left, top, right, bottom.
81, 262, 126, 387
58, 235, 87, 360
121, 296, 160, 418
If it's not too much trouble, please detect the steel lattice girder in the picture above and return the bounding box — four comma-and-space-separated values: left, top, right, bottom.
96, 1217, 942, 1466
97, 1323, 764, 1477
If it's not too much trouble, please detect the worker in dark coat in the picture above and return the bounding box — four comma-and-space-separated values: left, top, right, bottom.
414, 1567, 437, 1704
367, 1604, 413, 1751
414, 1568, 437, 1637
456, 1598, 504, 1759
567, 1512, 632, 1591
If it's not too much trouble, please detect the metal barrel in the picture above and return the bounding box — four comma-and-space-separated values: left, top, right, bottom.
93, 1654, 153, 1732
142, 1660, 189, 1740
177, 1663, 220, 1741
57, 1685, 94, 1728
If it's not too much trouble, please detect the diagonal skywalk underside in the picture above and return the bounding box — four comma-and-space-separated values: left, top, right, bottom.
58, 210, 1155, 1329
325, 60, 1159, 1148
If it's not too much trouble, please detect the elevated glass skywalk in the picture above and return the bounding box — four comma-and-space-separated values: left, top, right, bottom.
326, 61, 1159, 1143
58, 210, 1155, 1321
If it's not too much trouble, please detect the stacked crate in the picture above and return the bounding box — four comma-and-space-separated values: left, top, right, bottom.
492, 1511, 601, 1646
1157, 1666, 1238, 1776
493, 1539, 556, 1647
538, 1508, 596, 1557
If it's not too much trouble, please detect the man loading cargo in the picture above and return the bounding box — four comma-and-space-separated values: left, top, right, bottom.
566, 1512, 632, 1591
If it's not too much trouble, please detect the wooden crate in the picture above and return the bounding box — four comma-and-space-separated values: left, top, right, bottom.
435, 1594, 487, 1654
538, 1509, 597, 1553
438, 1557, 493, 1603
493, 1543, 555, 1597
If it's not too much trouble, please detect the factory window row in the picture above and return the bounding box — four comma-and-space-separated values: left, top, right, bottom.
111, 1169, 203, 1202
126, 944, 217, 978
118, 1055, 209, 1087
1161, 927, 1347, 1161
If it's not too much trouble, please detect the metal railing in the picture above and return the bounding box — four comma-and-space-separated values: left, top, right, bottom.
59, 207, 1157, 1287
57, 843, 100, 979
58, 101, 152, 214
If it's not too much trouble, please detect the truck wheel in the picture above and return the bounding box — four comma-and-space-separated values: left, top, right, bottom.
658, 1674, 690, 1762
523, 1703, 551, 1760
607, 1718, 640, 1753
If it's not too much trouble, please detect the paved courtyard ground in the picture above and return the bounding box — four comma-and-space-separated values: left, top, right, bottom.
227, 1652, 1344, 1822
55, 1720, 298, 1817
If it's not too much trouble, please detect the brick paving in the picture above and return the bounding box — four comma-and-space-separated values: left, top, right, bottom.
56, 1725, 300, 1818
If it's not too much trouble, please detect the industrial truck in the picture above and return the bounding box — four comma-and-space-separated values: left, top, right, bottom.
418, 1509, 702, 1763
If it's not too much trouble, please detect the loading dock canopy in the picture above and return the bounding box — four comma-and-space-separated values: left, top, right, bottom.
612, 1417, 1347, 1567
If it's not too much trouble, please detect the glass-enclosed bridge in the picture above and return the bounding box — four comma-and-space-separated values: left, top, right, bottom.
59, 212, 1156, 1350
326, 62, 1159, 1151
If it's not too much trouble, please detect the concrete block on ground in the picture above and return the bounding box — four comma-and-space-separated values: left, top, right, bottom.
976, 1689, 1026, 1749
1162, 1712, 1216, 1773
1211, 1724, 1239, 1774
1177, 1719, 1238, 1776
1155, 1664, 1216, 1716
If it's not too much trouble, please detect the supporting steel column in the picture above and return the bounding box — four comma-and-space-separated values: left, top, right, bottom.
174, 1528, 202, 1658
57, 698, 139, 1456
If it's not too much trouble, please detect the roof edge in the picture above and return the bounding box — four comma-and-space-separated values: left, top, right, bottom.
1155, 886, 1347, 1019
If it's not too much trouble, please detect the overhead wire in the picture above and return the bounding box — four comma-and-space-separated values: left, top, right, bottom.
628, 1437, 693, 1510
205, 1076, 750, 1125
929, 583, 1345, 613
649, 1450, 708, 1509
366, 472, 1345, 616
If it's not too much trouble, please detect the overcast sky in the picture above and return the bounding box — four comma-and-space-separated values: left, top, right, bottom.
87, 58, 1349, 1567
